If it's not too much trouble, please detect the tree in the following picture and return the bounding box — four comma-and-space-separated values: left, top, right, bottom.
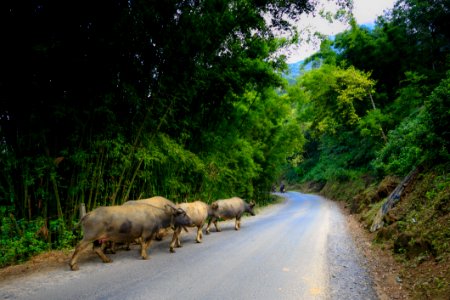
288, 64, 377, 182
295, 64, 375, 136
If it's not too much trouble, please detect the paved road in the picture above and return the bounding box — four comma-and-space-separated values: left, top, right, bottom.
0, 192, 377, 300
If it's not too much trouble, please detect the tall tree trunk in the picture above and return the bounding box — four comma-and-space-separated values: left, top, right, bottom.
92, 151, 107, 208
369, 92, 388, 143
123, 158, 144, 203
51, 173, 63, 221
87, 149, 104, 211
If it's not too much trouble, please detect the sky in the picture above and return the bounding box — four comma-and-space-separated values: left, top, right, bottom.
283, 0, 397, 63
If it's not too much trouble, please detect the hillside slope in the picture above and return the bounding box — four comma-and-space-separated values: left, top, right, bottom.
296, 165, 450, 299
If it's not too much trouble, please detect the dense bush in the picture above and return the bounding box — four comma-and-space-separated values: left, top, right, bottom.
0, 206, 79, 268
373, 72, 450, 176
372, 109, 429, 176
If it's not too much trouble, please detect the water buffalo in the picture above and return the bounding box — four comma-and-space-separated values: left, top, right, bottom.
124, 196, 178, 239
124, 196, 187, 252
69, 203, 190, 271
101, 197, 175, 254
206, 197, 256, 234
170, 201, 212, 252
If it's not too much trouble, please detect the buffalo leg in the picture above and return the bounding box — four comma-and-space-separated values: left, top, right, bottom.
196, 225, 203, 243
140, 233, 155, 260
101, 241, 116, 254
69, 240, 91, 271
206, 217, 220, 234
235, 217, 241, 230
206, 218, 213, 234
170, 226, 183, 253
109, 241, 117, 254
176, 229, 182, 248
93, 240, 113, 263
125, 241, 131, 250
213, 219, 221, 232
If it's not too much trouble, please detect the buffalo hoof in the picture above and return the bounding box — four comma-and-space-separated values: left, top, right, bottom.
103, 258, 113, 263
205, 231, 210, 235
170, 248, 176, 253
69, 263, 79, 271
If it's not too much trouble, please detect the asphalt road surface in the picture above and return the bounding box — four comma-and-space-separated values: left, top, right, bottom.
0, 192, 377, 300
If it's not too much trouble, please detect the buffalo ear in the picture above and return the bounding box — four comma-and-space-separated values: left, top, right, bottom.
164, 204, 177, 214
249, 201, 256, 208
176, 208, 187, 216
164, 205, 186, 216
211, 203, 219, 210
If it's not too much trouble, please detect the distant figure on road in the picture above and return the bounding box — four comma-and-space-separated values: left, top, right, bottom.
280, 183, 285, 193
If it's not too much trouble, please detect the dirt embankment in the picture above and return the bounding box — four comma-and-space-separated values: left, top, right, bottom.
295, 168, 450, 300
0, 249, 74, 283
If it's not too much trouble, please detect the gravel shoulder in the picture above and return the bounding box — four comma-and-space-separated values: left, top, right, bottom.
335, 201, 411, 299
326, 200, 377, 299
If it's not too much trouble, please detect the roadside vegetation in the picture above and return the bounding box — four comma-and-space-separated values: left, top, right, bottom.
1, 1, 449, 298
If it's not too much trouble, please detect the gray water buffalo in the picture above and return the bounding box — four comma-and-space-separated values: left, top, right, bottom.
69, 203, 190, 271
101, 197, 176, 254
124, 196, 187, 251
206, 197, 256, 234
170, 201, 212, 252
124, 196, 178, 239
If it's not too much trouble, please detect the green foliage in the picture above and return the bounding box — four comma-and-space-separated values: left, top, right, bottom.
199, 88, 305, 199
391, 0, 450, 78
302, 39, 338, 67
424, 71, 450, 162
290, 0, 450, 186
372, 110, 429, 176
296, 64, 375, 136
0, 207, 78, 267
288, 64, 377, 182
358, 108, 388, 140
0, 211, 47, 267
373, 71, 450, 176
300, 133, 371, 183
393, 72, 428, 115
49, 219, 77, 249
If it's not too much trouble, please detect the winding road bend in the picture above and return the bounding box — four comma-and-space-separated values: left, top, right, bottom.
0, 192, 377, 300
